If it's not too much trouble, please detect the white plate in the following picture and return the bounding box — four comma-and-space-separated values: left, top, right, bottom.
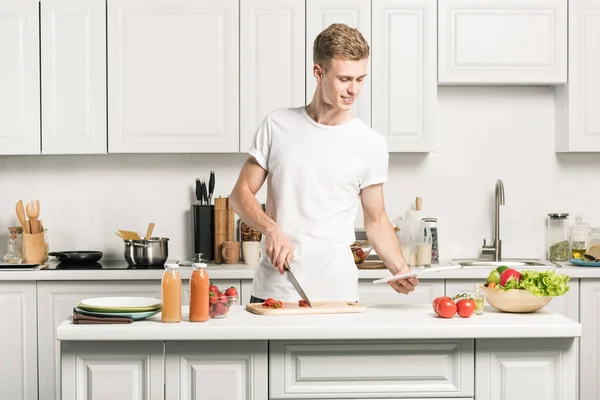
78, 296, 162, 310
372, 265, 463, 284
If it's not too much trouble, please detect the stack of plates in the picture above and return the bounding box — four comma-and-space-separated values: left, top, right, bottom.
75, 296, 162, 321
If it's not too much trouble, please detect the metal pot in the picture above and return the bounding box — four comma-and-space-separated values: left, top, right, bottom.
124, 237, 169, 266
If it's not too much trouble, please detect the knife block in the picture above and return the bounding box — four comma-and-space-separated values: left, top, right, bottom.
192, 205, 214, 261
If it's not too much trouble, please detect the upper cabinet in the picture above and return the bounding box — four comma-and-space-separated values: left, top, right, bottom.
239, 0, 305, 152
107, 0, 239, 153
555, 0, 600, 152
438, 0, 568, 85
0, 0, 40, 155
41, 0, 107, 154
306, 0, 371, 126
372, 0, 437, 152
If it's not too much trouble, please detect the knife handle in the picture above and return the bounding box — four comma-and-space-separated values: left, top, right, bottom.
283, 261, 291, 272
195, 178, 201, 205
208, 171, 215, 204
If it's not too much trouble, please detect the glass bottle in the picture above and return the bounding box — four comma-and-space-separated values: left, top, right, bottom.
161, 263, 182, 323
473, 284, 484, 315
590, 228, 600, 248
3, 228, 23, 264
189, 263, 209, 322
569, 215, 591, 259
415, 220, 432, 268
547, 213, 570, 261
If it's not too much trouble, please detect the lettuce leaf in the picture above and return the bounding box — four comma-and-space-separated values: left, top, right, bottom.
499, 270, 570, 297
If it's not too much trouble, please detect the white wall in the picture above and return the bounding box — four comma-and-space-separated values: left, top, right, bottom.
1, 86, 599, 262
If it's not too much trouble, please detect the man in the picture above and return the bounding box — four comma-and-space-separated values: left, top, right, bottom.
230, 23, 418, 303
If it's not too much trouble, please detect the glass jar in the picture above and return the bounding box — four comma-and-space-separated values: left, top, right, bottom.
3, 228, 23, 264
569, 215, 591, 259
548, 213, 570, 261
423, 218, 439, 264
590, 228, 600, 248
473, 284, 484, 315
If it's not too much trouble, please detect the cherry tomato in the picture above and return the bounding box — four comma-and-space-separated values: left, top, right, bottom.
435, 298, 457, 318
432, 296, 452, 313
456, 299, 475, 318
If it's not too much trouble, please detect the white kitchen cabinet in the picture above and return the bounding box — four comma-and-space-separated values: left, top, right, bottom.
37, 281, 161, 400
107, 0, 239, 153
0, 0, 40, 155
306, 0, 371, 125
165, 341, 268, 399
476, 338, 577, 400
555, 0, 600, 152
240, 0, 305, 152
445, 278, 580, 321
438, 0, 568, 85
359, 278, 444, 304
0, 282, 38, 400
61, 341, 164, 400
270, 339, 474, 398
371, 0, 437, 152
41, 0, 107, 155
580, 279, 600, 400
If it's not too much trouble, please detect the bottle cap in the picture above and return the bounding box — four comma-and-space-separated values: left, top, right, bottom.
548, 213, 569, 219
192, 263, 208, 269
164, 263, 179, 269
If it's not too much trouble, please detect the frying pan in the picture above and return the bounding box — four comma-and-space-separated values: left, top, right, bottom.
49, 251, 103, 264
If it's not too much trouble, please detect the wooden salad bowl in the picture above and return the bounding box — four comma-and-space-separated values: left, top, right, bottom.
480, 284, 552, 313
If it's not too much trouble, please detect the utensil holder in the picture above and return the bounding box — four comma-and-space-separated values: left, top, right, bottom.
23, 232, 46, 264
192, 205, 214, 261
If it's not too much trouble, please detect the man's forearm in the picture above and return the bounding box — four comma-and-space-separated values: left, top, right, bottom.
365, 220, 408, 274
230, 187, 278, 236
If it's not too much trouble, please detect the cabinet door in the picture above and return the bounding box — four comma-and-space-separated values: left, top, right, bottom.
580, 279, 600, 400
476, 338, 577, 400
165, 341, 268, 400
240, 0, 305, 152
306, 0, 371, 125
37, 281, 161, 400
41, 0, 107, 154
372, 0, 436, 152
359, 279, 444, 304
0, 0, 40, 155
555, 0, 600, 152
108, 0, 239, 153
0, 282, 37, 400
61, 341, 163, 400
438, 0, 567, 84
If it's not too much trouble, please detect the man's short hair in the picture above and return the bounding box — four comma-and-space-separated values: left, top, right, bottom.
313, 23, 370, 70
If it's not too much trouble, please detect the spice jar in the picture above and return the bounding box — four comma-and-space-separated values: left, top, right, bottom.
423, 218, 439, 264
547, 213, 570, 261
569, 215, 591, 259
589, 228, 600, 248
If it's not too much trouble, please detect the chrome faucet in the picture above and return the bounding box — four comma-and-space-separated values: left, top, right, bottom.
481, 179, 505, 261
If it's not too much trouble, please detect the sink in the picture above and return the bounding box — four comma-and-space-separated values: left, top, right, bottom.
452, 258, 557, 268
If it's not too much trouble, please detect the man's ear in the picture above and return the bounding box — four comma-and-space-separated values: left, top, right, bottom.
313, 64, 323, 82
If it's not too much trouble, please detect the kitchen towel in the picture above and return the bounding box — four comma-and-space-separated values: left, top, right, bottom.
72, 308, 133, 324
583, 244, 600, 262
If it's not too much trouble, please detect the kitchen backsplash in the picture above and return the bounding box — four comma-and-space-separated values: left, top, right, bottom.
1, 86, 600, 262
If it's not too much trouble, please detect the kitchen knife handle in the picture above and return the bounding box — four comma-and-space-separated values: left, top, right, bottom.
195, 178, 201, 205
208, 171, 215, 204
202, 181, 208, 205
283, 261, 291, 272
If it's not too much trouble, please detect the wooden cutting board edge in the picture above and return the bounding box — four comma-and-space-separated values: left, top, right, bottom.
245, 301, 367, 315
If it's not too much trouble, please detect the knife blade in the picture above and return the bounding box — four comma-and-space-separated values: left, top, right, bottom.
283, 261, 312, 307
208, 170, 215, 205
195, 178, 202, 205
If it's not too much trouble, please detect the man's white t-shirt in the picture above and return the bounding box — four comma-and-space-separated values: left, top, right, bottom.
248, 106, 389, 302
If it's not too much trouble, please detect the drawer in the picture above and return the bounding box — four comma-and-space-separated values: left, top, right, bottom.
269, 339, 474, 398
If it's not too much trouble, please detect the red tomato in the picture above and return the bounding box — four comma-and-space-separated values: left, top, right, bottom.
225, 287, 238, 297
432, 296, 452, 313
209, 292, 218, 305
456, 299, 475, 318
435, 298, 457, 318
298, 300, 309, 307
209, 284, 219, 294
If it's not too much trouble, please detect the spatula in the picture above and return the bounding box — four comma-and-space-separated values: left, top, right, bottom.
145, 223, 155, 240
15, 200, 29, 234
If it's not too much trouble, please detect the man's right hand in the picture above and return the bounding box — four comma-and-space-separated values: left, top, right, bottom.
265, 226, 294, 274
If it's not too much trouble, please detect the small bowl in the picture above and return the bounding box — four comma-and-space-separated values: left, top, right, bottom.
480, 284, 552, 313
210, 295, 237, 319
350, 241, 372, 264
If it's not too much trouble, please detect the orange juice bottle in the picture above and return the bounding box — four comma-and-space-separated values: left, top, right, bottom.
189, 262, 210, 322
161, 263, 182, 323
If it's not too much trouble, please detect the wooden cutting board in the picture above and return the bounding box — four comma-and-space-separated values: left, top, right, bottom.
246, 301, 367, 315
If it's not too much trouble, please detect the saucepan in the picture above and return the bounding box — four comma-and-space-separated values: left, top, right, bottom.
124, 237, 169, 266
49, 251, 103, 264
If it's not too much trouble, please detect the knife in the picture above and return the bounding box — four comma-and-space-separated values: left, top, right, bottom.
195, 178, 202, 205
208, 170, 215, 205
283, 261, 312, 307
201, 180, 208, 206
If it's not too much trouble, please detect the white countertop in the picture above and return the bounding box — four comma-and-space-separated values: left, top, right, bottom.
56, 304, 581, 341
1, 260, 599, 281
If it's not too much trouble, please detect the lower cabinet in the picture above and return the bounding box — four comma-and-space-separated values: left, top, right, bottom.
165, 341, 268, 399
580, 279, 600, 400
269, 339, 475, 399
0, 281, 37, 400
61, 341, 164, 400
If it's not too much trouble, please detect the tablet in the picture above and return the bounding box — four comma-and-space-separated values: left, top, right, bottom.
372, 264, 463, 284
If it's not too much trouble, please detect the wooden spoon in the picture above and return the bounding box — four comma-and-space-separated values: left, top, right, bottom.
15, 200, 29, 234
26, 200, 40, 233
145, 223, 155, 240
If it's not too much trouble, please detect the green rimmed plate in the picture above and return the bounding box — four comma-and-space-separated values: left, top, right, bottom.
76, 296, 162, 313
75, 307, 160, 321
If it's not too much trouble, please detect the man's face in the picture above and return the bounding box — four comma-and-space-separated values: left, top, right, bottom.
314, 57, 368, 111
